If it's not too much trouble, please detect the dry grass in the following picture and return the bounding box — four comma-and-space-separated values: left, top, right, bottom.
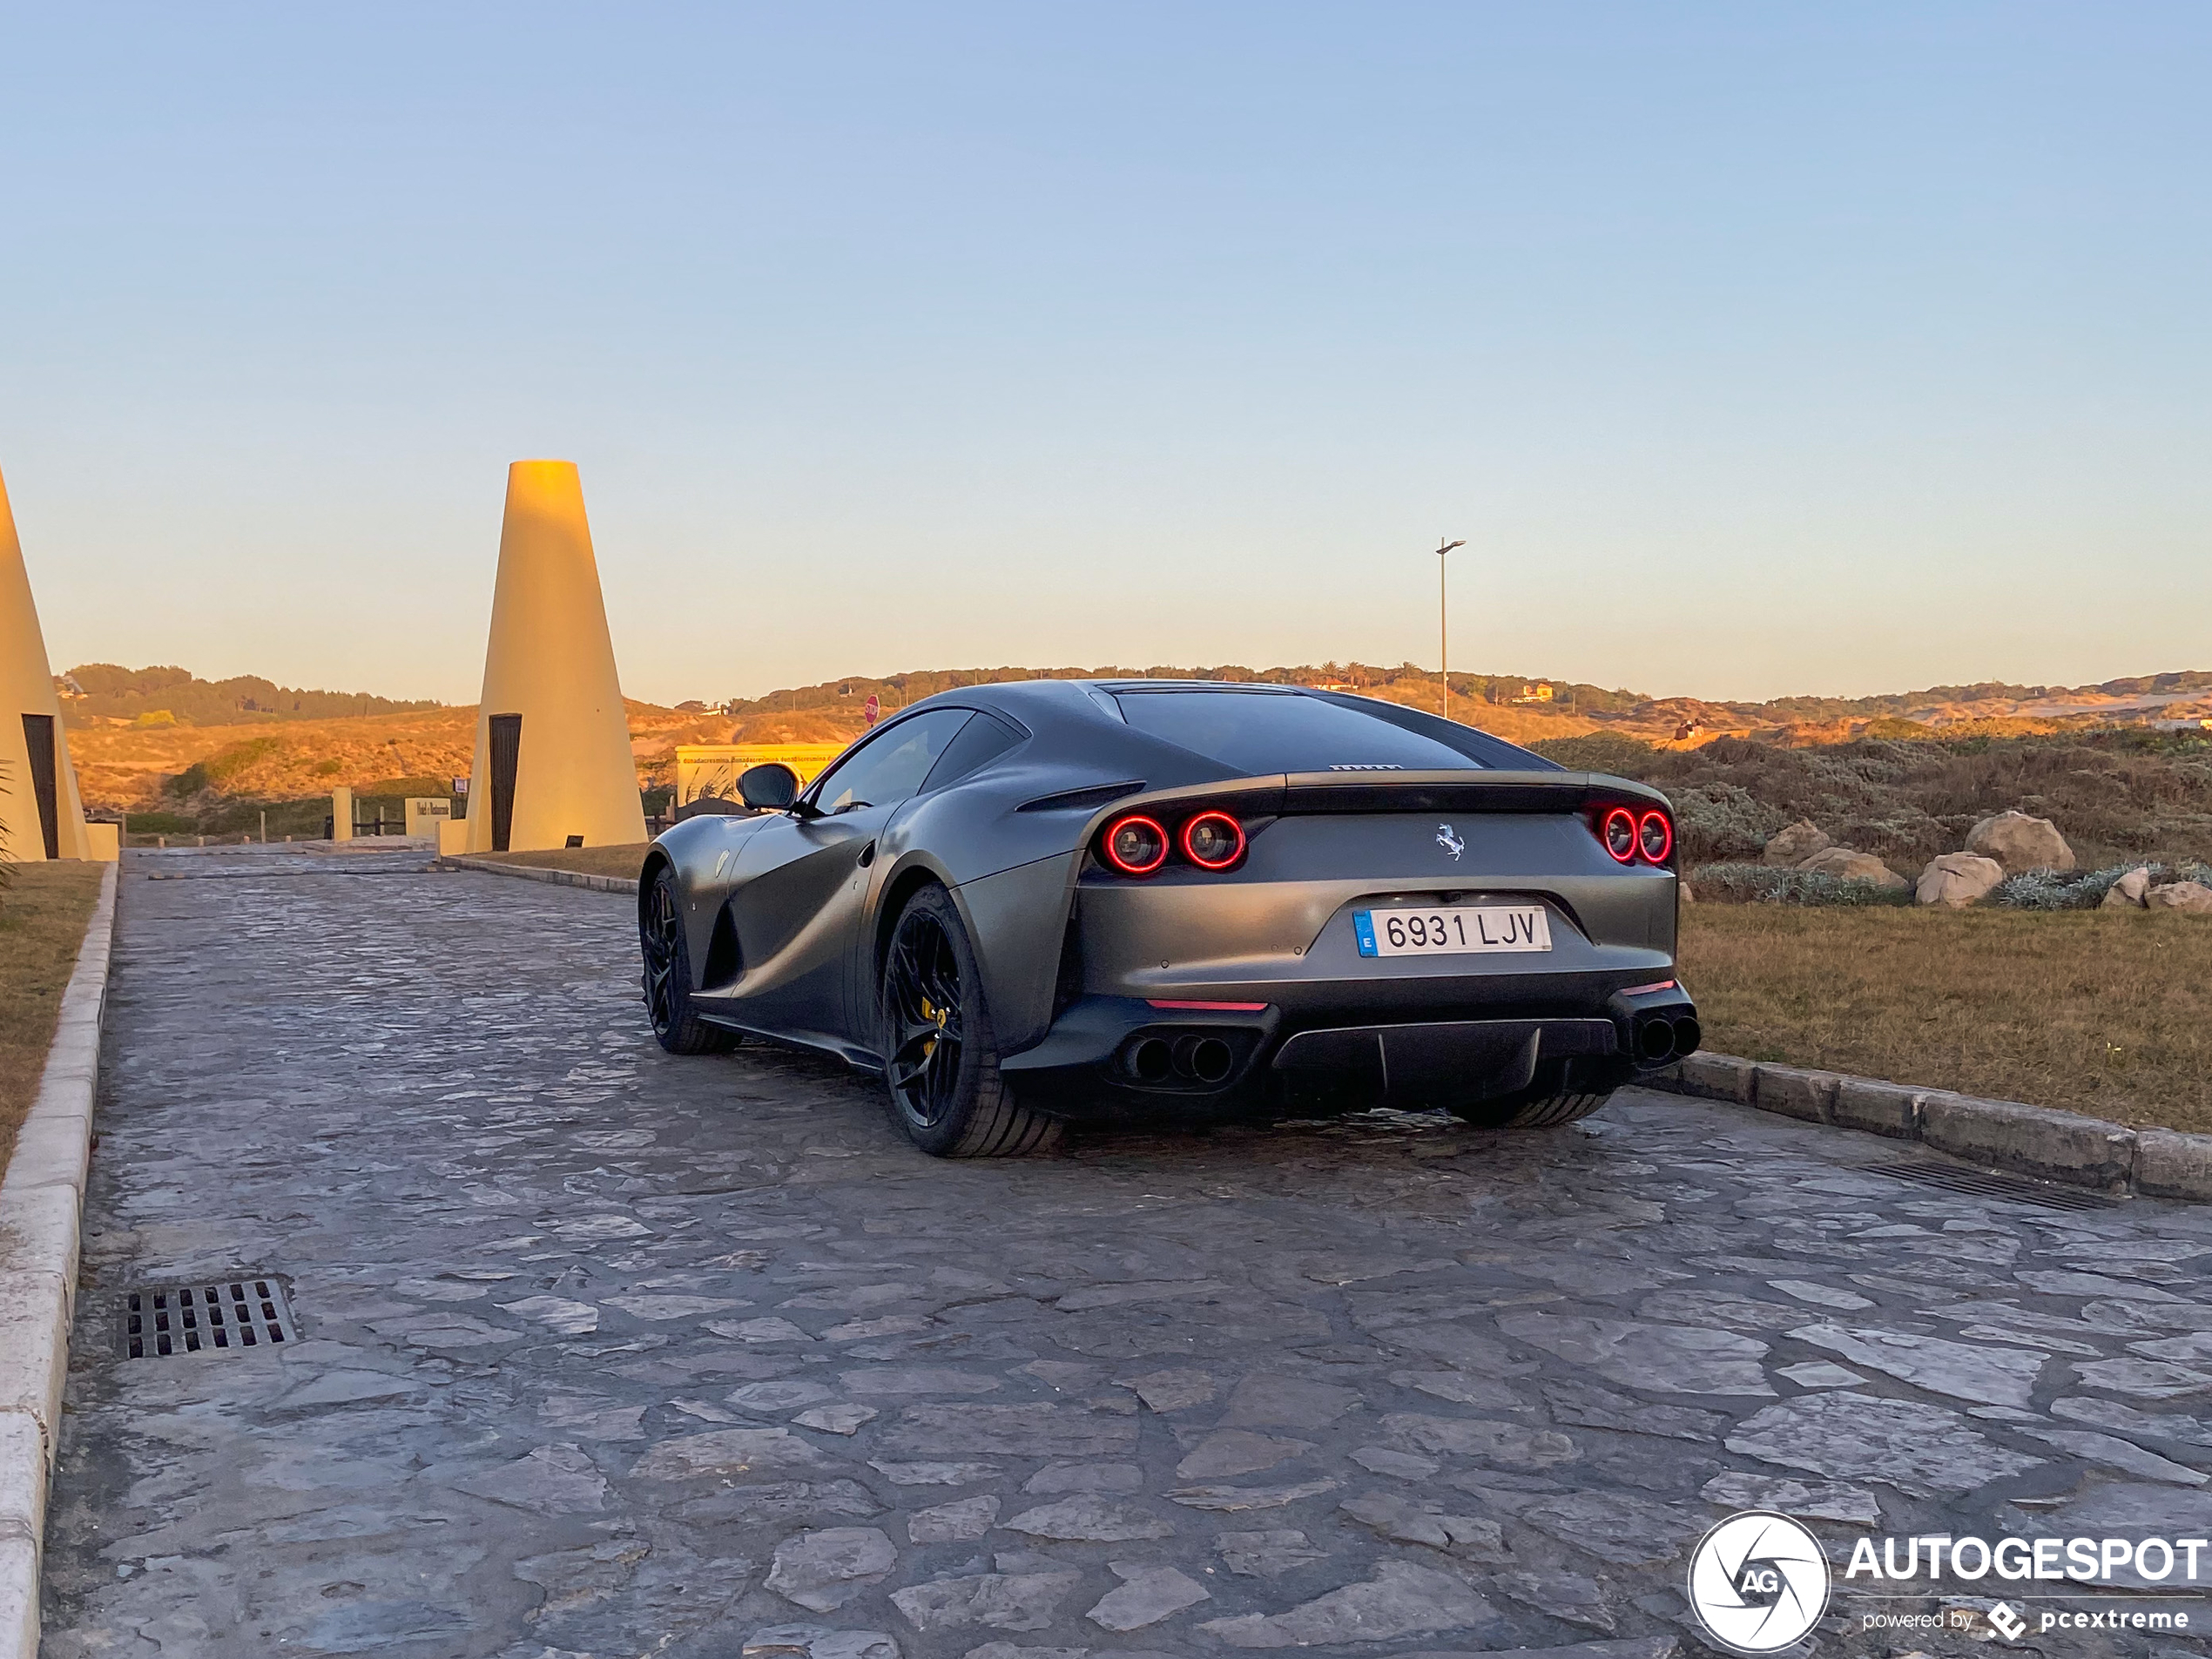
468, 844, 653, 882
1679, 905, 2212, 1131
0, 864, 103, 1170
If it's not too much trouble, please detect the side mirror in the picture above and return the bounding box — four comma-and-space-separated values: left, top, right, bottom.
738, 763, 802, 813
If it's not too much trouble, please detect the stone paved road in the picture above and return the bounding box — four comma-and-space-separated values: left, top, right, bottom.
37, 846, 2212, 1658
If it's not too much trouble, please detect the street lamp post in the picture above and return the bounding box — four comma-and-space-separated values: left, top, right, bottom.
1435, 538, 1464, 720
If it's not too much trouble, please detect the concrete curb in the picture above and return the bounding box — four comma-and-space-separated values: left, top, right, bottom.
0, 861, 118, 1659
432, 855, 641, 896
1648, 1049, 2207, 1201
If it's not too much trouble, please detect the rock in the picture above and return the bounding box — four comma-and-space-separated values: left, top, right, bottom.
1197, 1560, 1498, 1649
867, 1460, 1001, 1486
1766, 1279, 1872, 1311
1116, 1368, 1217, 1412
1173, 1429, 1313, 1480
1085, 1562, 1211, 1631
1698, 1471, 1884, 1525
1772, 1362, 1865, 1390
1762, 819, 1830, 867
2014, 1426, 2208, 1486
1023, 1461, 1144, 1494
743, 1627, 900, 1659
1789, 1324, 2047, 1409
793, 1404, 879, 1436
1379, 1413, 1578, 1469
1966, 809, 2075, 873
1216, 1530, 1329, 1576
1795, 848, 1905, 890
2069, 1359, 2212, 1399
2148, 881, 2212, 914
1339, 1491, 1507, 1558
1490, 1571, 1615, 1632
1217, 1374, 1361, 1428
908, 1495, 1001, 1542
1541, 1380, 1723, 1442
1723, 1393, 2043, 1496
674, 1479, 885, 1528
1917, 852, 2007, 908
2103, 867, 2154, 908
1637, 1289, 1812, 1334
634, 1428, 844, 1481
838, 1367, 1001, 1396
999, 1495, 1174, 1541
880, 1404, 1138, 1459
765, 1527, 897, 1612
1517, 1492, 1699, 1566
1495, 1312, 1774, 1397
1350, 1445, 1440, 1480
1167, 1479, 1338, 1511
889, 1572, 1082, 1634
450, 1443, 606, 1514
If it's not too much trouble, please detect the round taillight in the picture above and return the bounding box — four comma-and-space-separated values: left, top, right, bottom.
1103, 813, 1169, 875
1181, 811, 1245, 870
1638, 810, 1673, 865
1601, 806, 1637, 864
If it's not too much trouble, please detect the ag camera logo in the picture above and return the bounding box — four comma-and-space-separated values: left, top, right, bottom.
1688, 1511, 1832, 1653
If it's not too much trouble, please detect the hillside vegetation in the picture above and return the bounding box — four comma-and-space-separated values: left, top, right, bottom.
1533, 730, 2212, 872
64, 663, 439, 725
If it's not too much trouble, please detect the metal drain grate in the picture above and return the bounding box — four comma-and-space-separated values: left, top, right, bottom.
118, 1278, 297, 1359
1858, 1159, 2120, 1213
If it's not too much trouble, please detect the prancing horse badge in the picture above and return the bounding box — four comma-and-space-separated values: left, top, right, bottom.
1435, 823, 1465, 860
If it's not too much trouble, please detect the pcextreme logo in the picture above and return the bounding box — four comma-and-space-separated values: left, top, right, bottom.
1687, 1511, 1831, 1654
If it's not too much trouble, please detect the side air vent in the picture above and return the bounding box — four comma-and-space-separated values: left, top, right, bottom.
1018, 780, 1146, 814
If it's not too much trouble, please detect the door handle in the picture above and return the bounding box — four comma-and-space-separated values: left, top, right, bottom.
857, 841, 876, 867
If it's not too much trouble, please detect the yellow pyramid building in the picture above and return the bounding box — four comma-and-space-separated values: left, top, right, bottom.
463, 461, 645, 853
0, 465, 91, 862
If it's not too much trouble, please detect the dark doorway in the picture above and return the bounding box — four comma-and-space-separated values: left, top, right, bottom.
488, 713, 522, 853
21, 713, 58, 860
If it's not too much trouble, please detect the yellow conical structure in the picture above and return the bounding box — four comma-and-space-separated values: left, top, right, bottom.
0, 466, 90, 862
463, 462, 645, 853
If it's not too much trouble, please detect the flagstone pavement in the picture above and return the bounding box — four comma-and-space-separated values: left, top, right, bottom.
36, 844, 2212, 1658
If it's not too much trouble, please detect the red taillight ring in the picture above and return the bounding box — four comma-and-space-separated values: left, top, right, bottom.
1102, 813, 1169, 876
1180, 811, 1246, 870
1638, 810, 1674, 866
1601, 806, 1637, 864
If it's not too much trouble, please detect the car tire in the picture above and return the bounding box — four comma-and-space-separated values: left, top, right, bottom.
880, 884, 1062, 1158
1448, 1090, 1613, 1130
641, 865, 739, 1055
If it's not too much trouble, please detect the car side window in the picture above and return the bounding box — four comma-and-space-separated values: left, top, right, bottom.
921, 711, 1022, 792
812, 711, 974, 815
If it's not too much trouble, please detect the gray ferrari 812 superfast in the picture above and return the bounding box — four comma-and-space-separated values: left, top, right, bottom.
638, 680, 1697, 1157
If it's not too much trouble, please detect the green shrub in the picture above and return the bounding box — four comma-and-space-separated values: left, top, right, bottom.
1690, 861, 1914, 907
1992, 861, 2212, 910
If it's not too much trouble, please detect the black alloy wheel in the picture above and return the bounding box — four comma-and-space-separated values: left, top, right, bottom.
640, 866, 738, 1055
879, 884, 1060, 1157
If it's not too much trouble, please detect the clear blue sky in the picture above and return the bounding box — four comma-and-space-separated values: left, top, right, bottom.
2, 4, 2204, 707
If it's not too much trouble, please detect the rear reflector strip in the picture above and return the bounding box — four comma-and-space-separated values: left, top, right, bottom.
1621, 980, 1677, 996
1147, 1000, 1270, 1012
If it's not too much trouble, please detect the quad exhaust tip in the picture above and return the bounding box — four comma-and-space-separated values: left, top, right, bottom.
1632, 1012, 1703, 1066
1125, 1032, 1238, 1087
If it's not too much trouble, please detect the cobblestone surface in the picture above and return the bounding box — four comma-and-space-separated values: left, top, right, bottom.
37, 845, 2212, 1657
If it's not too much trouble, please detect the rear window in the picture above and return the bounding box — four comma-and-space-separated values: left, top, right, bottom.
1112, 690, 1488, 775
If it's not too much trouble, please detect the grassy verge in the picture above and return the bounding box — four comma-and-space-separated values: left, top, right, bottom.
465, 844, 653, 882
1679, 905, 2212, 1132
0, 864, 104, 1170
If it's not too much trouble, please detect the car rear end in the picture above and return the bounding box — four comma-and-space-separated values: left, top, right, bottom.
1002, 766, 1698, 1117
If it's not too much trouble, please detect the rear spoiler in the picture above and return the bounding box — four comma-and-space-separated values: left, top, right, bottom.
1077, 770, 1669, 846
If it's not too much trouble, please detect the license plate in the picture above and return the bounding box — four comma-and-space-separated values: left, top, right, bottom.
1353, 905, 1553, 958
